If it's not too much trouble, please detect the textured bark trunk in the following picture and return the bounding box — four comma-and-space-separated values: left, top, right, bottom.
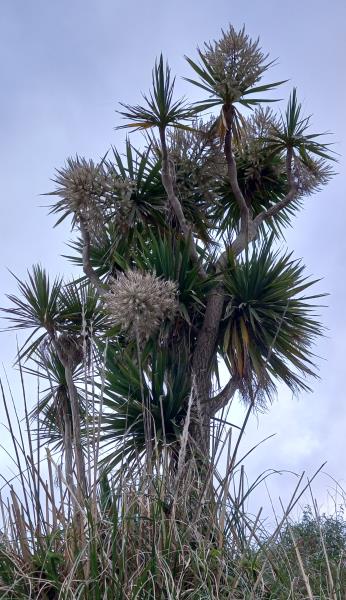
190, 284, 225, 460
158, 125, 218, 467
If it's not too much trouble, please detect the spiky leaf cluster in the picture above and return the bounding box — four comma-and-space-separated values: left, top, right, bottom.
105, 142, 167, 233
118, 55, 194, 131
221, 240, 324, 403
185, 25, 285, 118
99, 346, 190, 471
293, 157, 334, 197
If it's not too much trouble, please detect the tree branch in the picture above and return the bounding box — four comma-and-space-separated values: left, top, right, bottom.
223, 105, 249, 231
253, 147, 298, 227
219, 148, 298, 256
207, 377, 239, 415
78, 216, 105, 295
159, 127, 207, 279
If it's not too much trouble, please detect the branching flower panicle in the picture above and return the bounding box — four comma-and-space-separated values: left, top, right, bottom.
237, 108, 283, 168
105, 270, 178, 341
201, 26, 269, 102
243, 107, 279, 146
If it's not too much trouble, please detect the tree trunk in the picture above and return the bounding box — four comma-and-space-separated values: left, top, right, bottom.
190, 284, 225, 460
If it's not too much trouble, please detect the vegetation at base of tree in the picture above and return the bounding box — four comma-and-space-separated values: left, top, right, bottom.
0, 388, 345, 599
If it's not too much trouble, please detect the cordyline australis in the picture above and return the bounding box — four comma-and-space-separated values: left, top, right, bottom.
1, 24, 335, 501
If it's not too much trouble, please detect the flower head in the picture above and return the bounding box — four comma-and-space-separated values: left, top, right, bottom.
201, 26, 269, 102
53, 156, 110, 234
105, 270, 178, 341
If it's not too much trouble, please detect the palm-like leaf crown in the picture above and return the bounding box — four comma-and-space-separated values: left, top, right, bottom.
118, 54, 194, 131
25, 345, 87, 447
220, 239, 324, 404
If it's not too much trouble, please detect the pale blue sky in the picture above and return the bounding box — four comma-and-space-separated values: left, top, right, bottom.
0, 0, 345, 514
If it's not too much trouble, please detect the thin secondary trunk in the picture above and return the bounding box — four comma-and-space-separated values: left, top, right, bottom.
63, 405, 75, 495
64, 362, 87, 499
49, 333, 87, 501
223, 104, 249, 226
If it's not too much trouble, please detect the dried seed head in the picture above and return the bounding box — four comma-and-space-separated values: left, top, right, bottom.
243, 107, 278, 146
201, 26, 269, 102
236, 108, 280, 166
54, 157, 109, 212
236, 108, 285, 187
110, 176, 137, 230
293, 157, 333, 196
105, 270, 178, 340
53, 156, 110, 235
167, 119, 225, 204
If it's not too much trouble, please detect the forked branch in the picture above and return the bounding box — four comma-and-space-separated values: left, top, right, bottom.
253, 148, 298, 227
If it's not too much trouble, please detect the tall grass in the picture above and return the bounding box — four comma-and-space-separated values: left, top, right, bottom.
0, 370, 345, 599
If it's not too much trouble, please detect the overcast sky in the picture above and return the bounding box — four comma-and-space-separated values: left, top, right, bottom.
0, 0, 345, 519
